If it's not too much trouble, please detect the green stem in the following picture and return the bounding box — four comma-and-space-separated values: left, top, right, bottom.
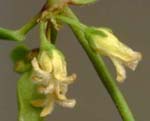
56, 15, 87, 30
64, 7, 135, 121
40, 22, 51, 50
0, 27, 24, 41
0, 13, 40, 42
18, 13, 40, 35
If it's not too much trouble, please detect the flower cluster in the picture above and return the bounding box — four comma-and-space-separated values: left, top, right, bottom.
85, 27, 142, 82
31, 48, 76, 117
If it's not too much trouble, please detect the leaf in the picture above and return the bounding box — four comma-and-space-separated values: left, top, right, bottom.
17, 71, 44, 121
11, 45, 31, 73
11, 45, 29, 63
71, 0, 97, 5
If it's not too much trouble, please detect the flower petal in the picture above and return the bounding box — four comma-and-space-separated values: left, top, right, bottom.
38, 51, 52, 72
93, 29, 141, 62
44, 83, 55, 94
55, 73, 77, 84
40, 95, 54, 117
124, 52, 142, 71
111, 57, 126, 82
51, 50, 67, 78
57, 99, 76, 108
60, 83, 68, 95
31, 57, 51, 85
55, 81, 67, 100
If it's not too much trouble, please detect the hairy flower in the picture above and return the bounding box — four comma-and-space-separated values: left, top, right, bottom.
31, 48, 76, 117
85, 27, 142, 82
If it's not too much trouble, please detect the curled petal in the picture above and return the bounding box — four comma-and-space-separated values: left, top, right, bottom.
31, 58, 51, 85
40, 95, 54, 117
60, 83, 68, 95
124, 52, 142, 71
37, 84, 54, 94
32, 58, 47, 76
111, 57, 126, 82
55, 81, 67, 100
57, 99, 76, 108
55, 73, 77, 84
31, 48, 76, 116
51, 49, 77, 83
44, 83, 55, 94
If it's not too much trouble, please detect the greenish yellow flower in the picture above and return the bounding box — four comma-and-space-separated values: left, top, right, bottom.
31, 48, 76, 117
85, 27, 142, 82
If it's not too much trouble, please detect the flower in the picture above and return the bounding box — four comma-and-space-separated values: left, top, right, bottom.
31, 48, 76, 117
85, 27, 142, 82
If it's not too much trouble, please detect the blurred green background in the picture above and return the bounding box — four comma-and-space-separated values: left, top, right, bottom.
0, 0, 149, 121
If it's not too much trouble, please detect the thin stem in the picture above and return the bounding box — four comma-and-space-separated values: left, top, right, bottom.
64, 7, 135, 121
56, 15, 87, 30
40, 22, 51, 50
40, 22, 47, 48
18, 13, 40, 35
0, 27, 24, 41
0, 9, 41, 42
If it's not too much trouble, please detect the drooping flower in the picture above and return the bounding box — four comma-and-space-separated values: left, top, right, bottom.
31, 47, 76, 117
85, 27, 142, 82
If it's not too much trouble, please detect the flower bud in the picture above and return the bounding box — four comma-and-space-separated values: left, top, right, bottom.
85, 27, 142, 82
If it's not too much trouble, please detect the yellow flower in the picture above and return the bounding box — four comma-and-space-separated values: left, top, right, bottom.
86, 27, 142, 82
31, 49, 76, 117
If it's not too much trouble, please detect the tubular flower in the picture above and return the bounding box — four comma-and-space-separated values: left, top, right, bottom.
85, 27, 142, 82
31, 48, 76, 117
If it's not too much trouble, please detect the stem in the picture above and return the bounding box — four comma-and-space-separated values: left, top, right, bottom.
56, 15, 87, 30
40, 22, 51, 50
64, 7, 135, 121
0, 10, 40, 42
18, 13, 40, 35
0, 27, 24, 41
39, 20, 58, 61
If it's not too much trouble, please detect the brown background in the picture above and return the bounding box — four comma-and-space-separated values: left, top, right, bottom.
0, 0, 149, 121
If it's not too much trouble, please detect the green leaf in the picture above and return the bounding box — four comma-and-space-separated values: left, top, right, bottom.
17, 71, 44, 121
11, 45, 31, 73
11, 45, 29, 63
71, 0, 97, 5
0, 28, 24, 41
